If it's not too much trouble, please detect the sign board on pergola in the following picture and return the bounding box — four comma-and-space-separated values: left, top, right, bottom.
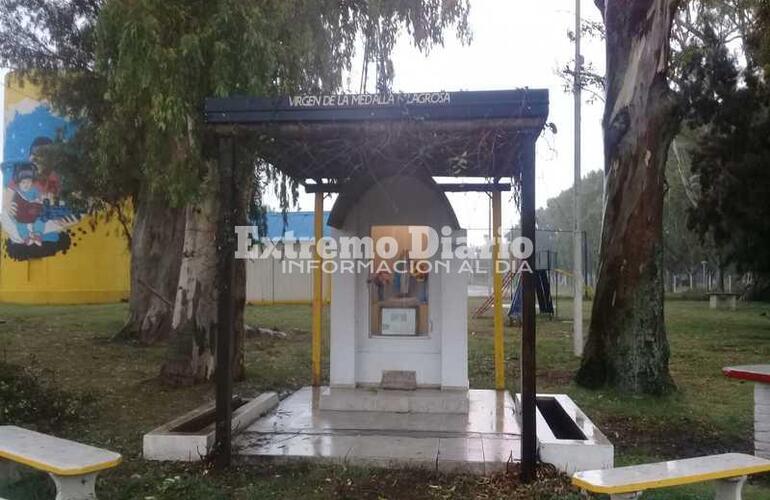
203, 89, 548, 480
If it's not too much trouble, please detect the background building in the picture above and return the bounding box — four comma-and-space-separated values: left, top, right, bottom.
246, 211, 331, 304
0, 75, 130, 304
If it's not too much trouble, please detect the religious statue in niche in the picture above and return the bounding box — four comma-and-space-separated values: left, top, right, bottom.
369, 269, 392, 301
410, 262, 429, 304
0, 137, 80, 261
369, 244, 430, 336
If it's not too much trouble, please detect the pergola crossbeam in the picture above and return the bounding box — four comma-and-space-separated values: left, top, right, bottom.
305, 182, 512, 193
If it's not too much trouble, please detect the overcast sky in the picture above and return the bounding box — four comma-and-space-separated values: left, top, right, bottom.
1, 1, 606, 236
273, 0, 607, 235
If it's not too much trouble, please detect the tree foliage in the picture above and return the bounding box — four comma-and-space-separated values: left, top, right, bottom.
95, 0, 470, 382
0, 0, 98, 72
2, 0, 471, 207
91, 0, 470, 206
0, 0, 472, 241
0, 0, 123, 207
684, 1, 770, 295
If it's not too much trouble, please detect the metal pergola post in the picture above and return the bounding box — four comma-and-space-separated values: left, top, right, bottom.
520, 137, 538, 482
492, 190, 505, 390
311, 191, 324, 386
214, 133, 236, 469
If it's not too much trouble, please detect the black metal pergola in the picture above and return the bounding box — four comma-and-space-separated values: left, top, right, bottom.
203, 89, 548, 481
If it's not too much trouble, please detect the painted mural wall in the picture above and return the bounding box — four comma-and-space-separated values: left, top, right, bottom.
0, 75, 130, 303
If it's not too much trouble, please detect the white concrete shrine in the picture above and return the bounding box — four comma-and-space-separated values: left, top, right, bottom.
325, 175, 469, 402
208, 88, 615, 476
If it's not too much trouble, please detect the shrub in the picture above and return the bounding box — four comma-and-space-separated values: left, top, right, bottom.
0, 360, 94, 432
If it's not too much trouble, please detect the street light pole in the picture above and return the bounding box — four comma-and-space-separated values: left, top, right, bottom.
573, 0, 584, 357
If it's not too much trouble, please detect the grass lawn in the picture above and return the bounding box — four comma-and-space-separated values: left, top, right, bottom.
1, 298, 769, 499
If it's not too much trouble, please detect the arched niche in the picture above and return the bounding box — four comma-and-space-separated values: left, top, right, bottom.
327, 174, 468, 393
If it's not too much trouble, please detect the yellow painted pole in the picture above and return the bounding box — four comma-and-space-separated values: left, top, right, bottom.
492, 190, 505, 389
312, 192, 323, 386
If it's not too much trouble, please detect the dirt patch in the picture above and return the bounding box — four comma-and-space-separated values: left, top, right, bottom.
599, 414, 752, 459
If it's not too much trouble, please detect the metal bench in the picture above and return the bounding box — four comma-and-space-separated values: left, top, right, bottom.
572, 453, 770, 499
0, 426, 121, 500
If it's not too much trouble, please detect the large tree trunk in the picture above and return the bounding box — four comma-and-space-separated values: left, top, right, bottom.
576, 0, 679, 394
117, 190, 185, 344
160, 166, 247, 385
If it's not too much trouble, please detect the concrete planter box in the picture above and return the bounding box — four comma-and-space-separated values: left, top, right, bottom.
143, 392, 278, 462
515, 393, 613, 474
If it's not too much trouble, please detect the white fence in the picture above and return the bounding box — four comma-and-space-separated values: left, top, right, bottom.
245, 241, 331, 304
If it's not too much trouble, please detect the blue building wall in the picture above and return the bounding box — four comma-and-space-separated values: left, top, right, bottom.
264, 211, 330, 239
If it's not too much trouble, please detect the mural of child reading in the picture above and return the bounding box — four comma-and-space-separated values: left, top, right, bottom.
1, 137, 80, 260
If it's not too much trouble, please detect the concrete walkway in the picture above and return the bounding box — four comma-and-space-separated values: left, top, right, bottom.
235, 387, 521, 474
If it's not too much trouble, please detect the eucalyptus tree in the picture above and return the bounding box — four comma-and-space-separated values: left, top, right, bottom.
574, 0, 682, 394
565, 0, 760, 394
94, 0, 471, 384
0, 0, 470, 383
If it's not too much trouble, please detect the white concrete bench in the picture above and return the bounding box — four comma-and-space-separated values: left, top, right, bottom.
572, 453, 770, 499
0, 426, 121, 500
709, 292, 739, 310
